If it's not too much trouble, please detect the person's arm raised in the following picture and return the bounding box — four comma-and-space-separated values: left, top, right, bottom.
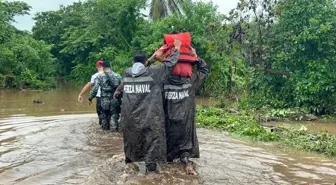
192, 58, 209, 89
152, 40, 181, 82
147, 44, 168, 63
148, 51, 164, 63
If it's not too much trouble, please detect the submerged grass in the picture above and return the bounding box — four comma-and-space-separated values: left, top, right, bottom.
196, 106, 336, 156
196, 107, 279, 141
282, 129, 336, 156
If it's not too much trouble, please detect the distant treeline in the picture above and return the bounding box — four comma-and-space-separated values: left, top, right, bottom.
1, 0, 335, 115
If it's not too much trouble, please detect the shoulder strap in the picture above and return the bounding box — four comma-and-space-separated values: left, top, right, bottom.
104, 72, 116, 90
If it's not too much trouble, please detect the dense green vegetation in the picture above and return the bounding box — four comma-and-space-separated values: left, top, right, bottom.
0, 1, 56, 89
197, 106, 336, 156
1, 0, 336, 114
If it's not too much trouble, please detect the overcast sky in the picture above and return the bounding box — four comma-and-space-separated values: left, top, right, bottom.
13, 0, 239, 31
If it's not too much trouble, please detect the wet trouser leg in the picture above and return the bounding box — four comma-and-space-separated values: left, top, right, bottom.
116, 97, 122, 130
110, 103, 119, 132
110, 114, 118, 132
100, 109, 110, 130
145, 155, 157, 173
106, 110, 112, 131
96, 97, 102, 125
110, 103, 118, 132
115, 104, 122, 132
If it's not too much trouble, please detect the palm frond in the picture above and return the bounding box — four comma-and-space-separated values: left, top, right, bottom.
149, 0, 168, 21
167, 0, 180, 14
149, 0, 190, 20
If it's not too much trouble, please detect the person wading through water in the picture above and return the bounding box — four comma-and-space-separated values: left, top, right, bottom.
89, 61, 122, 131
78, 60, 104, 125
148, 31, 207, 175
163, 58, 208, 175
114, 40, 182, 174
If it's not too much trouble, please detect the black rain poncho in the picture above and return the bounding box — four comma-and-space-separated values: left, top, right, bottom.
164, 59, 209, 161
121, 50, 180, 164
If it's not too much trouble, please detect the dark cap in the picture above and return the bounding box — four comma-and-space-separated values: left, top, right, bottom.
102, 61, 111, 68
133, 51, 147, 64
170, 31, 180, 34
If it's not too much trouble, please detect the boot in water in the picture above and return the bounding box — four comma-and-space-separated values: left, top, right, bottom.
180, 152, 190, 164
145, 163, 157, 174
125, 157, 132, 164
180, 153, 197, 176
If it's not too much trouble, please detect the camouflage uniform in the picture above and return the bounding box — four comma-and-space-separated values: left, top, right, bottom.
89, 70, 122, 131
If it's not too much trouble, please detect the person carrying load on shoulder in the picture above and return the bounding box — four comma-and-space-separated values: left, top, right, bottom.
148, 31, 208, 175
116, 40, 182, 174
147, 31, 198, 77
163, 57, 209, 176
112, 32, 197, 99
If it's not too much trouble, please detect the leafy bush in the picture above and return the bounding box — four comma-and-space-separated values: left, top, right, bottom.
196, 107, 279, 141
197, 106, 336, 156
283, 129, 336, 156
0, 1, 56, 89
244, 0, 336, 115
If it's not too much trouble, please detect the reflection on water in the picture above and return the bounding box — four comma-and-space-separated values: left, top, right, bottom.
195, 97, 217, 107
0, 86, 95, 118
0, 87, 217, 118
0, 88, 335, 184
0, 115, 123, 185
266, 121, 336, 134
306, 121, 336, 134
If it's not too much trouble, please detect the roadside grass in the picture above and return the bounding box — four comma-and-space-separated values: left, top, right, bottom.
196, 106, 336, 156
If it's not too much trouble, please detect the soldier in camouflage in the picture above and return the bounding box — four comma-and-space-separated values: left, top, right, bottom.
89, 61, 122, 132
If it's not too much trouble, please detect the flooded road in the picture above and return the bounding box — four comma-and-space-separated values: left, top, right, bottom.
0, 88, 335, 184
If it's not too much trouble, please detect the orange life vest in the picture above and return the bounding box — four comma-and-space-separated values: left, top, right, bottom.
170, 63, 193, 77
163, 32, 199, 64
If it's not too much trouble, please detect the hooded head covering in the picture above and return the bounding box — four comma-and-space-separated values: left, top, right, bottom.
132, 51, 147, 75
132, 62, 145, 75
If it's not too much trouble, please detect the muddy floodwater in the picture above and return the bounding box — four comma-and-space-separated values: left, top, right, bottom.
0, 87, 335, 185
